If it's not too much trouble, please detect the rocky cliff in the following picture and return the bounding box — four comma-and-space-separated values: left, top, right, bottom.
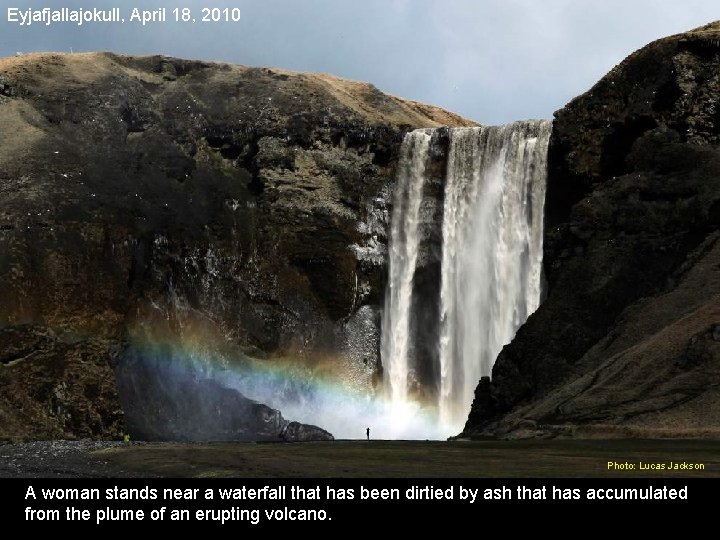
0, 52, 473, 441
463, 21, 720, 438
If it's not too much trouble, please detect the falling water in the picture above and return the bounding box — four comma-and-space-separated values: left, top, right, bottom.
382, 121, 552, 436
380, 130, 432, 407
438, 122, 551, 428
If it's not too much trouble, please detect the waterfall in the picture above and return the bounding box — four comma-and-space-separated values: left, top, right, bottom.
438, 122, 551, 428
382, 121, 552, 436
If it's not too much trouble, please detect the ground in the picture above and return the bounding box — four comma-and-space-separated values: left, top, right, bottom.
1, 440, 718, 478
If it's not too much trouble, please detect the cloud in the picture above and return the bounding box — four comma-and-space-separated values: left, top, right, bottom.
0, 0, 717, 123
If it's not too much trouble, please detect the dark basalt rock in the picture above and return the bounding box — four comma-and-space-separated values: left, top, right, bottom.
0, 325, 123, 441
280, 422, 334, 443
463, 21, 720, 438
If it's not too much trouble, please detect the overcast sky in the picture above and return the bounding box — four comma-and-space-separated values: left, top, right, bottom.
0, 1, 718, 124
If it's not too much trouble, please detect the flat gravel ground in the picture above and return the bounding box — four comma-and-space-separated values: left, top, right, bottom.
0, 440, 156, 478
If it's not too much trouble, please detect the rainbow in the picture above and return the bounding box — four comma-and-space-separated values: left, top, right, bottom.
124, 327, 450, 440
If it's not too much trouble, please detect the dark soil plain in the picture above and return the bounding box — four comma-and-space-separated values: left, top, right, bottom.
1, 439, 718, 478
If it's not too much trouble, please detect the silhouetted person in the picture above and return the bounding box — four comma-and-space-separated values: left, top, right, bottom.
366, 427, 370, 441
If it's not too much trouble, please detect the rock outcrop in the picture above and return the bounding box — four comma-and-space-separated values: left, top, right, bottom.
463, 21, 720, 438
116, 345, 333, 442
0, 52, 473, 441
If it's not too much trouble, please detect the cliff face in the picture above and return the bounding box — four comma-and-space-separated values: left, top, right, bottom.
464, 22, 720, 438
0, 52, 473, 440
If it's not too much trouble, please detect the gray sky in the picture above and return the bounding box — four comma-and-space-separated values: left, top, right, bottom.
1, 1, 718, 124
